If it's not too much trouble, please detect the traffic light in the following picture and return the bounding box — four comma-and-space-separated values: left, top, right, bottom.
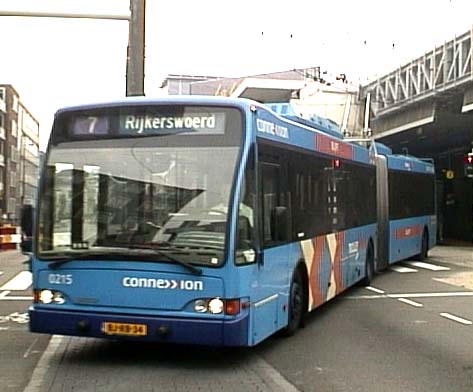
464, 154, 473, 178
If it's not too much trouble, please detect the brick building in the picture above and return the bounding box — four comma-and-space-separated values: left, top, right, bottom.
0, 85, 40, 223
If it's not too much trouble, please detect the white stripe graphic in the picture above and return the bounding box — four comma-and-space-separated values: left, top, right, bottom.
390, 266, 418, 273
406, 262, 450, 271
397, 298, 423, 307
440, 313, 472, 325
0, 271, 32, 291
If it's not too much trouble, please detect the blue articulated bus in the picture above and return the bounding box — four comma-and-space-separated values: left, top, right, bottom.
28, 96, 433, 346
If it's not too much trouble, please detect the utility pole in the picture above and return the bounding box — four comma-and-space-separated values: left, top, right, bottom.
0, 1, 145, 96
126, 0, 146, 96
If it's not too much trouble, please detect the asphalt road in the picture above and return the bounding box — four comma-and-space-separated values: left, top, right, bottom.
1, 245, 472, 392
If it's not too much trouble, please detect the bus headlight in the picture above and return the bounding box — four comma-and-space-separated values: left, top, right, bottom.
36, 289, 66, 304
208, 298, 224, 314
39, 289, 54, 304
193, 298, 241, 315
194, 299, 208, 313
53, 291, 66, 304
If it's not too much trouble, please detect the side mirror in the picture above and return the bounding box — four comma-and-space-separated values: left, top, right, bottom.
20, 204, 34, 254
271, 206, 288, 242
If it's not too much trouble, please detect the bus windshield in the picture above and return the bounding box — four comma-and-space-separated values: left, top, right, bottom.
37, 106, 244, 266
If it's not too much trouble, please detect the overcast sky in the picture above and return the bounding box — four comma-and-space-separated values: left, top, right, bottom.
0, 0, 472, 150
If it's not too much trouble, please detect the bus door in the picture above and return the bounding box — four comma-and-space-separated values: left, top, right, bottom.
250, 149, 291, 345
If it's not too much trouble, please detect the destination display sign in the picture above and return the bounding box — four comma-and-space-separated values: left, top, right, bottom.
70, 109, 226, 136
119, 112, 226, 135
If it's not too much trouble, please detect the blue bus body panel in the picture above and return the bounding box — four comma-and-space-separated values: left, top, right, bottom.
35, 267, 222, 311
246, 224, 377, 346
298, 224, 376, 309
30, 259, 250, 346
388, 216, 436, 264
255, 108, 371, 165
29, 308, 249, 346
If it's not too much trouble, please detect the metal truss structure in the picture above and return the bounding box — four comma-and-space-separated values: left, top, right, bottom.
363, 28, 473, 117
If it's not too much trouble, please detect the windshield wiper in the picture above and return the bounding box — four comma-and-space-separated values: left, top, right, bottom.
45, 252, 126, 269
125, 245, 203, 275
44, 246, 203, 275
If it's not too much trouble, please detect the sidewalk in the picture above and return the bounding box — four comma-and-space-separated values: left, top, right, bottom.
429, 242, 473, 290
430, 242, 473, 268
0, 250, 28, 269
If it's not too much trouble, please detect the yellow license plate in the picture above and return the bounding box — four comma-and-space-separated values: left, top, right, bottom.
102, 322, 147, 336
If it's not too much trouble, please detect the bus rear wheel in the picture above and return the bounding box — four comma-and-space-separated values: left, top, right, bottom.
418, 230, 429, 261
283, 268, 305, 336
360, 242, 374, 286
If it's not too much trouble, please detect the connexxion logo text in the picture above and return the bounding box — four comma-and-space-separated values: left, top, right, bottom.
122, 277, 204, 291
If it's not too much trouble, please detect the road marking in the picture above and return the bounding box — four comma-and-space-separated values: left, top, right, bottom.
0, 293, 33, 301
405, 261, 450, 271
390, 266, 418, 273
348, 291, 473, 300
397, 298, 423, 307
0, 291, 10, 299
440, 313, 473, 325
252, 356, 300, 392
0, 271, 32, 290
24, 335, 65, 392
23, 337, 39, 358
365, 286, 385, 294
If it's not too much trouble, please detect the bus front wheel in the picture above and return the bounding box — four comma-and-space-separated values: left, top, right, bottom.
283, 268, 305, 336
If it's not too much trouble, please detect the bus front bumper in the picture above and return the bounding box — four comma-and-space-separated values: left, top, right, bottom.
29, 307, 249, 347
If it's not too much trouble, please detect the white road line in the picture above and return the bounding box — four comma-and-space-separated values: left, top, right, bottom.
348, 291, 473, 300
23, 335, 65, 392
0, 295, 33, 301
439, 313, 473, 325
0, 291, 11, 299
405, 261, 450, 271
390, 266, 418, 273
23, 337, 39, 358
0, 271, 32, 291
397, 298, 423, 307
365, 286, 385, 294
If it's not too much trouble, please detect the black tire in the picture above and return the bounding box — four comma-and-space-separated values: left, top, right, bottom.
283, 268, 305, 336
418, 230, 429, 261
360, 242, 374, 286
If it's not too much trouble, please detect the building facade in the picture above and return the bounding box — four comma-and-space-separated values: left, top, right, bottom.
0, 84, 40, 223
162, 67, 365, 137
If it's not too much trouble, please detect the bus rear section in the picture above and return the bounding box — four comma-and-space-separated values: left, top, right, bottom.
374, 144, 436, 266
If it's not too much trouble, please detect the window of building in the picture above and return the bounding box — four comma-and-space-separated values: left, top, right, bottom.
11, 119, 17, 138
8, 197, 16, 214
12, 95, 19, 113
0, 88, 5, 101
0, 113, 4, 128
10, 146, 17, 162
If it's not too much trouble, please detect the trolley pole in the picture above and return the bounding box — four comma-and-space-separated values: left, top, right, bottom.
126, 0, 146, 97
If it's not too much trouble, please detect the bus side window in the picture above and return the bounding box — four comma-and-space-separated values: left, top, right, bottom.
261, 162, 282, 245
